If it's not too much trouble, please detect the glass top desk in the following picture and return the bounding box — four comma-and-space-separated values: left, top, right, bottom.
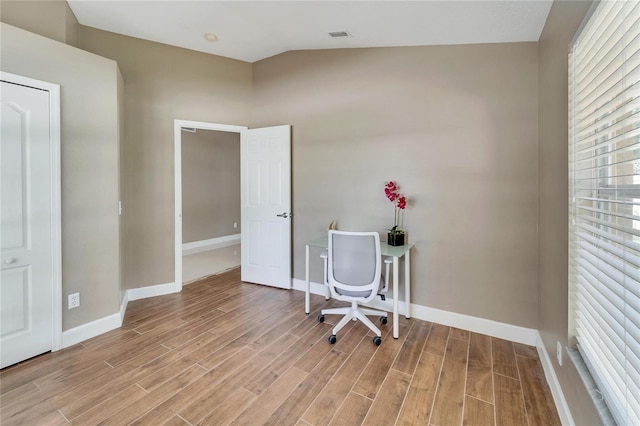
304, 236, 414, 339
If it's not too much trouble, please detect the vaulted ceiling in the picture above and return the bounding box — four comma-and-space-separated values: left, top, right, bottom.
68, 1, 553, 63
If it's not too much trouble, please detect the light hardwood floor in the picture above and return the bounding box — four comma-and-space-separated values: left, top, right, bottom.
1, 268, 560, 425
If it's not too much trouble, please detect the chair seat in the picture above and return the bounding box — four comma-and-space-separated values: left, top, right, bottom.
334, 277, 386, 298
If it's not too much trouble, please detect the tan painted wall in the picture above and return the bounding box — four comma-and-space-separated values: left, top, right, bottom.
64, 1, 79, 47
253, 44, 540, 328
0, 0, 78, 46
0, 23, 121, 330
538, 1, 600, 424
78, 26, 252, 290
182, 129, 241, 243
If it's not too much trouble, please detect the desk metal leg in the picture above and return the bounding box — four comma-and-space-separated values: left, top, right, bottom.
405, 250, 411, 319
393, 256, 399, 339
305, 244, 310, 314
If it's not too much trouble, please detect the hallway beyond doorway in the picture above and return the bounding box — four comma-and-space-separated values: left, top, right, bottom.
182, 244, 240, 284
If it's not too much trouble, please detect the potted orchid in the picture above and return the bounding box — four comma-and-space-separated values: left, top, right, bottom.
384, 181, 407, 246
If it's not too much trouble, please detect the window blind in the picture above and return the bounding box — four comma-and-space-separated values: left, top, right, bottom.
569, 1, 640, 425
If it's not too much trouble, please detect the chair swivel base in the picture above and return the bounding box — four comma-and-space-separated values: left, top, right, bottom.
317, 303, 387, 346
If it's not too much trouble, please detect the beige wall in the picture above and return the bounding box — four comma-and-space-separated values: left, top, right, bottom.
0, 0, 78, 46
253, 44, 540, 328
538, 1, 600, 424
78, 26, 253, 290
0, 23, 121, 330
182, 129, 241, 243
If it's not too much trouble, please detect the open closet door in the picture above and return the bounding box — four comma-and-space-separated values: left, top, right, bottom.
240, 125, 292, 289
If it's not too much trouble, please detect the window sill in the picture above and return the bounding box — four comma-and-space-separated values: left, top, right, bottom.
567, 346, 616, 426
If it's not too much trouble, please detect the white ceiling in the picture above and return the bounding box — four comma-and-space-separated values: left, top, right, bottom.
67, 1, 553, 63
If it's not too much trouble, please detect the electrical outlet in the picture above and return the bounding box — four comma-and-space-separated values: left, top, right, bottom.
68, 292, 80, 309
233, 222, 238, 228
557, 341, 563, 366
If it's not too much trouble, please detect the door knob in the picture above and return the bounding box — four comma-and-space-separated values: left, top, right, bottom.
276, 212, 289, 218
4, 258, 16, 264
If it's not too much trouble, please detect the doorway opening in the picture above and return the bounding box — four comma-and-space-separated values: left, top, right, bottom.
174, 120, 247, 291
181, 128, 240, 284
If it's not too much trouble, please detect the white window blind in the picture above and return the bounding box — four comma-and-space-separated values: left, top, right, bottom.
569, 1, 640, 425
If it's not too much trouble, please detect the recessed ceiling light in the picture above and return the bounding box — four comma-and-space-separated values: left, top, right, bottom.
204, 33, 218, 42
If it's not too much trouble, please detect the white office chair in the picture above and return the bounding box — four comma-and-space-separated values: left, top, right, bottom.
318, 230, 390, 345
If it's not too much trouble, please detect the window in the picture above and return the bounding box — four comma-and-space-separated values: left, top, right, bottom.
569, 1, 640, 425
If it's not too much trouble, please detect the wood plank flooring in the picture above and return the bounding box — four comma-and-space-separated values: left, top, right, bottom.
1, 268, 561, 425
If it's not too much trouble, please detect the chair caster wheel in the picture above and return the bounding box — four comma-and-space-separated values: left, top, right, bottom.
380, 317, 388, 325
318, 314, 325, 323
328, 335, 337, 344
373, 336, 382, 346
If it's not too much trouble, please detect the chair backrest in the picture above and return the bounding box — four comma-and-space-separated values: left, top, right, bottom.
327, 230, 381, 302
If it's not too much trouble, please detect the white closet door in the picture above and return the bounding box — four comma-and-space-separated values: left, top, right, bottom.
1, 81, 53, 368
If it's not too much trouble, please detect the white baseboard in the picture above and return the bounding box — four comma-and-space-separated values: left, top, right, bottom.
182, 234, 240, 255
127, 282, 179, 301
537, 333, 574, 426
292, 278, 538, 346
61, 312, 122, 348
61, 281, 177, 348
64, 278, 538, 349
412, 304, 538, 345
65, 278, 541, 380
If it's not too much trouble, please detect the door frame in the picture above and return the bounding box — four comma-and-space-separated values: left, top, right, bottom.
174, 120, 247, 291
1, 71, 62, 351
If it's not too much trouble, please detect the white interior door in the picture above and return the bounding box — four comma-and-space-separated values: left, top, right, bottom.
241, 125, 291, 289
1, 81, 54, 368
